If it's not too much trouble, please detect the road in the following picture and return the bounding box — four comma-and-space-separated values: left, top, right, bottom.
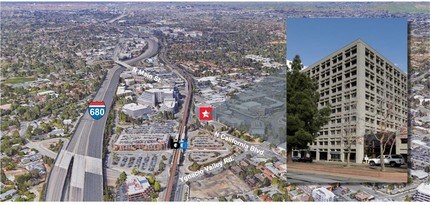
160, 40, 194, 201
287, 170, 372, 183
45, 37, 159, 201
25, 138, 70, 159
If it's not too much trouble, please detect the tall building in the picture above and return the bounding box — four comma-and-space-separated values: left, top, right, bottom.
297, 39, 408, 163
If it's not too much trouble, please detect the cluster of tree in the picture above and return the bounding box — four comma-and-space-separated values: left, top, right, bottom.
146, 175, 161, 192
1, 136, 25, 157
189, 161, 201, 172
103, 186, 115, 201
49, 139, 63, 152
158, 161, 166, 173
286, 55, 331, 162
103, 100, 116, 158
115, 171, 127, 187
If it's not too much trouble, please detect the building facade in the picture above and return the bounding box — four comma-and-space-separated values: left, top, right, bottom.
113, 133, 169, 151
297, 39, 408, 163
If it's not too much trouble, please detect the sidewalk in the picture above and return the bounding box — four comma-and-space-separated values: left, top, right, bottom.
288, 162, 408, 183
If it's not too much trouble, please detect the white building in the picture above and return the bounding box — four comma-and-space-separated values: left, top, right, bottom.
117, 86, 133, 96
312, 187, 336, 202
160, 97, 177, 113
137, 86, 179, 112
122, 103, 151, 118
414, 183, 430, 202
37, 90, 58, 97
137, 92, 156, 107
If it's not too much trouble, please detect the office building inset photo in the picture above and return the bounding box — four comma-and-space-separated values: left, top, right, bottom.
286, 18, 408, 183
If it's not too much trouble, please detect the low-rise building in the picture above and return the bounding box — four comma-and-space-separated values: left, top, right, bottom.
355, 191, 374, 201
126, 175, 154, 201
137, 92, 156, 107
114, 133, 169, 151
122, 103, 152, 118
312, 187, 336, 202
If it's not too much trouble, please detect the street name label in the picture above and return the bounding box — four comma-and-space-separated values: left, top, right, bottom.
179, 156, 234, 183
214, 131, 264, 156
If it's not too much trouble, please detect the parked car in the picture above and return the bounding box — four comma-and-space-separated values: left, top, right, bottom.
368, 154, 405, 167
292, 156, 313, 163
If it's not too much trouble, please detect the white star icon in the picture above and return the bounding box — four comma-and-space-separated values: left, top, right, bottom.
202, 110, 210, 118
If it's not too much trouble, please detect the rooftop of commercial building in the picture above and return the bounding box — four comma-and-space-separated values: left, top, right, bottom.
122, 103, 150, 111
115, 133, 169, 145
417, 183, 430, 196
313, 187, 336, 198
127, 175, 152, 196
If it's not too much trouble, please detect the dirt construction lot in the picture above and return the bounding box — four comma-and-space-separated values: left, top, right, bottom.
190, 170, 251, 199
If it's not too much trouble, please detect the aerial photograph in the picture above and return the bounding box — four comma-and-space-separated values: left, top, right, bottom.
0, 1, 429, 204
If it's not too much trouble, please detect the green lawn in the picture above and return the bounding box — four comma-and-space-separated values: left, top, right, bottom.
1, 77, 36, 85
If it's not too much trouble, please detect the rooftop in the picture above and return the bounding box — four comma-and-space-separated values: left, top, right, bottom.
127, 175, 152, 196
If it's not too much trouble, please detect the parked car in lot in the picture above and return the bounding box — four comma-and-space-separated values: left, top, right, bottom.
368, 154, 405, 167
292, 156, 313, 163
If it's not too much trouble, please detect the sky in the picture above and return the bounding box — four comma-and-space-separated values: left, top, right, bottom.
287, 18, 408, 72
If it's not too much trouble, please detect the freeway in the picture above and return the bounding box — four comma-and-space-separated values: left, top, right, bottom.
45, 38, 158, 201
159, 41, 194, 201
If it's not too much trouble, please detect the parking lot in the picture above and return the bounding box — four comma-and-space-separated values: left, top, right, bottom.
124, 120, 178, 135
110, 151, 171, 174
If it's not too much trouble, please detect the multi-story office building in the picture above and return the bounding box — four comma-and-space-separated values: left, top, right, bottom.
414, 183, 430, 202
296, 39, 408, 163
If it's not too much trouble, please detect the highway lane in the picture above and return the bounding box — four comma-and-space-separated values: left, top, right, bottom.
45, 38, 159, 201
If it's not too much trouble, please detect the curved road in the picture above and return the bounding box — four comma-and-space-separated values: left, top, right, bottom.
45, 38, 158, 201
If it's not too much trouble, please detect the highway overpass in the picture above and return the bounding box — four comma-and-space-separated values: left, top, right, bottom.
45, 38, 159, 201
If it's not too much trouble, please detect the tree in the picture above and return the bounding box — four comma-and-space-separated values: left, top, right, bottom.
12, 131, 20, 138
154, 181, 161, 192
368, 102, 397, 172
116, 171, 127, 186
263, 177, 270, 187
148, 175, 155, 185
26, 125, 33, 138
131, 168, 139, 175
286, 55, 330, 162
404, 195, 412, 202
343, 98, 356, 167
253, 189, 262, 196
218, 196, 227, 202
271, 177, 278, 185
